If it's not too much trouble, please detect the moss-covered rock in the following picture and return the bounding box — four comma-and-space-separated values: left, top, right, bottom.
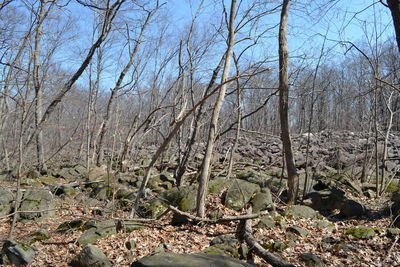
117, 221, 145, 233
223, 179, 260, 211
250, 189, 272, 213
161, 186, 197, 212
274, 215, 287, 228
77, 220, 117, 246
26, 229, 50, 244
256, 215, 276, 228
208, 178, 232, 194
312, 220, 335, 232
1, 239, 37, 265
386, 182, 399, 193
261, 242, 288, 252
300, 252, 325, 267
0, 188, 13, 216
19, 190, 55, 221
89, 184, 113, 201
284, 205, 320, 219
140, 199, 168, 219
57, 219, 86, 233
287, 226, 308, 236
345, 227, 376, 239
70, 244, 111, 267
203, 244, 239, 258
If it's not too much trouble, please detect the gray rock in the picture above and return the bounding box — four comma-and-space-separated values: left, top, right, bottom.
0, 188, 14, 216
391, 201, 400, 228
19, 190, 54, 221
339, 199, 366, 218
1, 239, 37, 265
161, 186, 197, 212
287, 226, 308, 236
140, 199, 168, 219
312, 220, 335, 232
210, 234, 238, 246
117, 221, 145, 233
250, 189, 272, 213
131, 252, 254, 267
70, 244, 111, 267
237, 171, 269, 188
54, 185, 76, 196
88, 167, 107, 182
90, 185, 113, 201
77, 220, 116, 246
256, 215, 275, 228
57, 219, 86, 233
27, 169, 40, 179
284, 205, 320, 219
305, 188, 344, 214
26, 229, 50, 244
345, 227, 376, 239
300, 252, 324, 267
115, 188, 136, 200
224, 179, 260, 211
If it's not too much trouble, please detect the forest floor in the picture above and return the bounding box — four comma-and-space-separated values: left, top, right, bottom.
0, 177, 399, 267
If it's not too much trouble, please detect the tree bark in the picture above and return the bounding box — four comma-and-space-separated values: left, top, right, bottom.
33, 0, 51, 172
196, 0, 237, 218
278, 0, 298, 204
387, 0, 400, 52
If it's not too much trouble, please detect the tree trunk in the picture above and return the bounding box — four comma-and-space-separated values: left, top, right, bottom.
278, 0, 298, 204
387, 0, 400, 52
196, 0, 237, 218
33, 0, 51, 172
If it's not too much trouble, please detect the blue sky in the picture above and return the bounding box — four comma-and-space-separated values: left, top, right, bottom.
166, 0, 393, 62
4, 0, 393, 91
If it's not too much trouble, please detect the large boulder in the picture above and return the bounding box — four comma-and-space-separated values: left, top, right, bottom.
339, 199, 366, 218
304, 188, 344, 214
224, 179, 260, 211
1, 239, 37, 265
392, 201, 400, 228
131, 252, 254, 267
19, 190, 55, 221
284, 205, 320, 219
0, 188, 14, 216
250, 189, 272, 213
237, 171, 270, 188
77, 220, 117, 246
70, 244, 112, 267
161, 186, 197, 212
139, 199, 168, 219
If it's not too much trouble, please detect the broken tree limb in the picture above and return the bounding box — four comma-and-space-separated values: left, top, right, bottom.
239, 207, 294, 267
168, 205, 270, 223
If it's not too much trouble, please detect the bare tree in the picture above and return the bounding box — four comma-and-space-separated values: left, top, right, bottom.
196, 0, 237, 218
33, 0, 54, 172
278, 0, 298, 204
95, 2, 162, 166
